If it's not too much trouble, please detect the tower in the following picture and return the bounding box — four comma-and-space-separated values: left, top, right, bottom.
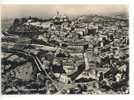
57, 11, 59, 16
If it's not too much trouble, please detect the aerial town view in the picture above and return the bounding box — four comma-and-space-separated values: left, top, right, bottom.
1, 5, 129, 94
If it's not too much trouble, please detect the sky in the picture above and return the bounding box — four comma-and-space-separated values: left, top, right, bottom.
1, 5, 128, 19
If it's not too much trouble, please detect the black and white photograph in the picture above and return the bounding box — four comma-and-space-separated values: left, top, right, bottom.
1, 5, 129, 94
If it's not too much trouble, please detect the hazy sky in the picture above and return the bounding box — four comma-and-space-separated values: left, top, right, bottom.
1, 5, 128, 19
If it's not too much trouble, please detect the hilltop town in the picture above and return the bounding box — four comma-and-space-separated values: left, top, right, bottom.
1, 12, 129, 94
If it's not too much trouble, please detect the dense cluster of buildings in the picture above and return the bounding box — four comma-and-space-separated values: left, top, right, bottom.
2, 12, 129, 94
